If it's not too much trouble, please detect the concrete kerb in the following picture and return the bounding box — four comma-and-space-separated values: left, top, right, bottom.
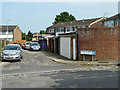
48, 57, 117, 66
41, 51, 118, 66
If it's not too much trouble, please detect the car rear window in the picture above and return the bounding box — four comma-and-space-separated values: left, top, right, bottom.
32, 43, 39, 45
26, 43, 30, 45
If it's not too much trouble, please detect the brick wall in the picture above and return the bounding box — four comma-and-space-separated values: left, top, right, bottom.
77, 27, 119, 60
13, 26, 22, 41
118, 26, 120, 60
90, 20, 103, 28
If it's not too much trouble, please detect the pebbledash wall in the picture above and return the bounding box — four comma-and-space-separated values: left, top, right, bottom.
77, 26, 119, 60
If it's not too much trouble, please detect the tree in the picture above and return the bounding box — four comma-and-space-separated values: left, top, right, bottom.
27, 30, 33, 41
40, 30, 46, 34
22, 32, 26, 40
53, 12, 76, 24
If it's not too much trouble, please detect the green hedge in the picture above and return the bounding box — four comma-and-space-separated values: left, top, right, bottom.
0, 39, 2, 53
0, 39, 4, 53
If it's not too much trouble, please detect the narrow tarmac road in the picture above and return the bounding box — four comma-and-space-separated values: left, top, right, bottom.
1, 50, 119, 88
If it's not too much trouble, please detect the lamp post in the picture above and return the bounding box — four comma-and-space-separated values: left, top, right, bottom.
7, 19, 14, 41
37, 33, 39, 41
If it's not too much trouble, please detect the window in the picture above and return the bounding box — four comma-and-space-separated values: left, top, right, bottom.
118, 18, 120, 25
8, 31, 13, 35
56, 28, 60, 32
60, 27, 64, 32
85, 25, 89, 28
8, 38, 13, 41
66, 27, 71, 32
67, 29, 70, 32
115, 20, 118, 25
48, 29, 54, 33
115, 19, 120, 25
103, 20, 114, 27
111, 21, 114, 27
82, 26, 86, 28
2, 31, 6, 35
56, 27, 64, 32
61, 29, 64, 32
50, 29, 54, 33
77, 26, 83, 28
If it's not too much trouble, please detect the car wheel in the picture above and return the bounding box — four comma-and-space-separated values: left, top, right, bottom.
18, 59, 21, 62
21, 56, 23, 59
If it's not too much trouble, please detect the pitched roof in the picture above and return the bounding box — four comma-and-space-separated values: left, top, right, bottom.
33, 33, 40, 35
0, 25, 17, 31
104, 13, 120, 21
47, 17, 103, 29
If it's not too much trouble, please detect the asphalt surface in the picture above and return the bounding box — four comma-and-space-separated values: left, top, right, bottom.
2, 70, 118, 88
2, 50, 89, 74
1, 50, 119, 88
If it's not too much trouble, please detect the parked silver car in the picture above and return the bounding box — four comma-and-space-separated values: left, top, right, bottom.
24, 41, 31, 50
30, 42, 41, 51
1, 44, 23, 61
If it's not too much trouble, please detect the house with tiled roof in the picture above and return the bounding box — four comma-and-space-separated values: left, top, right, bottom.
0, 25, 22, 41
46, 17, 105, 36
102, 13, 120, 27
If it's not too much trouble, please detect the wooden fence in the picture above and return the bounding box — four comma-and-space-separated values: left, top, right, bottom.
9, 40, 26, 45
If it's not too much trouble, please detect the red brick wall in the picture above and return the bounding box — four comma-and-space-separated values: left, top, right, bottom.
118, 26, 120, 60
13, 26, 22, 41
77, 27, 119, 60
90, 21, 103, 28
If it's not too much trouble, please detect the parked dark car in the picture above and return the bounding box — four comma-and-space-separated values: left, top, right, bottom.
30, 42, 41, 51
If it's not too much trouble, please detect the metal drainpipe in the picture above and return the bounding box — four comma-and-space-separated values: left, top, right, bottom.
76, 32, 79, 60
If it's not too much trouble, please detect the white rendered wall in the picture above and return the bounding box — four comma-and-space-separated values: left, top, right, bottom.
0, 35, 13, 38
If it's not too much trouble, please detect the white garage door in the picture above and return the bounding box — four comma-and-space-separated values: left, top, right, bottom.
60, 37, 71, 59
